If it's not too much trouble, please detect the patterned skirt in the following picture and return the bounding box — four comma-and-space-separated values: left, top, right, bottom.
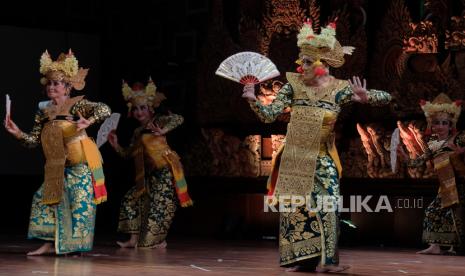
28, 164, 96, 254
279, 154, 340, 266
422, 183, 465, 250
118, 167, 177, 248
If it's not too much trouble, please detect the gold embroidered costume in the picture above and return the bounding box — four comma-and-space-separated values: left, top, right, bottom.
116, 79, 192, 248
414, 94, 465, 250
21, 50, 111, 254
248, 21, 391, 266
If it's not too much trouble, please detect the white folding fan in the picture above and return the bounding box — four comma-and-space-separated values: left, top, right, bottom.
5, 94, 11, 118
215, 51, 280, 85
96, 113, 121, 148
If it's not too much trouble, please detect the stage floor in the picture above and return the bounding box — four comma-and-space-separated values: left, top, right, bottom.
1, 237, 464, 275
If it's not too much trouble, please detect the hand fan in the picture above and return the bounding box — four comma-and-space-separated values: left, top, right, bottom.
96, 113, 121, 148
5, 94, 11, 118
390, 128, 400, 173
215, 51, 280, 85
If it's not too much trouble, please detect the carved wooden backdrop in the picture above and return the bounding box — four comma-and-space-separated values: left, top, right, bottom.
356, 0, 465, 178
186, 0, 465, 178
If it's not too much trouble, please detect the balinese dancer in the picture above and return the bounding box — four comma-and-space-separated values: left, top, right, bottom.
399, 93, 465, 255
4, 50, 111, 255
243, 20, 391, 272
108, 79, 192, 249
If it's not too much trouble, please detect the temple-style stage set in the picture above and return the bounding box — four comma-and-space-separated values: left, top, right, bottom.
1, 0, 465, 275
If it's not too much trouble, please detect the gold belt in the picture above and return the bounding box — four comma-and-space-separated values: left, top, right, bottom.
64, 132, 87, 144
147, 149, 172, 170
64, 133, 88, 165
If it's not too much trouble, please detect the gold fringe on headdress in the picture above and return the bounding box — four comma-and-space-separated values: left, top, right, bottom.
39, 49, 88, 90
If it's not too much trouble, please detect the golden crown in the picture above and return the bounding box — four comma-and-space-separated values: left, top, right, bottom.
297, 19, 337, 50
122, 77, 166, 112
420, 93, 462, 129
296, 19, 354, 68
39, 49, 88, 90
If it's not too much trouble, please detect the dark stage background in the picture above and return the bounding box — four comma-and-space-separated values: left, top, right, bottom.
1, 0, 463, 249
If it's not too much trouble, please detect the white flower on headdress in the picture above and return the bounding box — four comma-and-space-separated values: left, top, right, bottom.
297, 19, 315, 48
296, 19, 354, 68
297, 20, 337, 50
317, 24, 337, 49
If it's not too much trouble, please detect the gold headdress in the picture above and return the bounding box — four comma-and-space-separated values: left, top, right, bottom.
122, 77, 166, 114
296, 19, 354, 68
420, 93, 462, 132
39, 49, 89, 90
